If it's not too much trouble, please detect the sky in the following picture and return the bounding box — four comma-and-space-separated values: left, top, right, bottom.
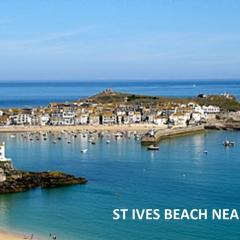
0, 0, 240, 81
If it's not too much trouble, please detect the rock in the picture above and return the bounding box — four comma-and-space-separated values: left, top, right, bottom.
0, 170, 87, 194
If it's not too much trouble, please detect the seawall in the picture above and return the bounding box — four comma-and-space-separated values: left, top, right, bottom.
141, 125, 205, 145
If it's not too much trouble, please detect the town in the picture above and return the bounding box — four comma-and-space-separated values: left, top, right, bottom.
0, 89, 236, 129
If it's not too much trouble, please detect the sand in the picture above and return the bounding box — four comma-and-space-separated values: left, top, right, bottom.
0, 230, 33, 240
0, 229, 45, 239
0, 124, 166, 133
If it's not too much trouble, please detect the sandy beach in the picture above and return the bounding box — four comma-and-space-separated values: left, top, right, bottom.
0, 230, 35, 240
0, 124, 165, 134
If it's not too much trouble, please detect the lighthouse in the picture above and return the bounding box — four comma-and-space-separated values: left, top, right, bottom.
0, 142, 12, 162
0, 142, 13, 182
0, 142, 13, 172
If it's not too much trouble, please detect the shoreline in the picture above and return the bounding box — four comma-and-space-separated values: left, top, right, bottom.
0, 124, 165, 134
0, 229, 42, 240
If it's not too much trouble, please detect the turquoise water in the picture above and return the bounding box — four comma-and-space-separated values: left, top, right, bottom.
1, 131, 240, 239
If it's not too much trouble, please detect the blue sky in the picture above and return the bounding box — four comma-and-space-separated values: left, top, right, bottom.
0, 0, 240, 80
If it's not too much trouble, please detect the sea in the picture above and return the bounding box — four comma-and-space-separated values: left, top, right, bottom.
1, 80, 240, 240
0, 80, 240, 108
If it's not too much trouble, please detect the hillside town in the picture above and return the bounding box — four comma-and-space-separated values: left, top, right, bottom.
0, 89, 229, 129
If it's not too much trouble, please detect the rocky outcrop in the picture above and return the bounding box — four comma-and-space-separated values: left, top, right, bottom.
205, 112, 240, 130
0, 170, 87, 194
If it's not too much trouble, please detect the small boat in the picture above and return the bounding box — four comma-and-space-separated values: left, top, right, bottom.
115, 132, 123, 138
91, 141, 96, 145
203, 150, 208, 154
81, 149, 88, 153
147, 145, 159, 150
10, 134, 16, 138
223, 140, 235, 147
106, 140, 110, 144
52, 141, 57, 144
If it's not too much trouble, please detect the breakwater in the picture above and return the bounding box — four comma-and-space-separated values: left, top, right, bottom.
141, 125, 205, 145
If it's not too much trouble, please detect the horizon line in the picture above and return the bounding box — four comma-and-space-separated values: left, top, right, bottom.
0, 78, 240, 82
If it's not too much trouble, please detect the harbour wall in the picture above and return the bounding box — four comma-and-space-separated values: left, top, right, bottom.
141, 125, 205, 145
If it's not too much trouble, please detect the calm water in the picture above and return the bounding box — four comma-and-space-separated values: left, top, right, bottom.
0, 80, 240, 108
1, 80, 240, 239
0, 131, 240, 239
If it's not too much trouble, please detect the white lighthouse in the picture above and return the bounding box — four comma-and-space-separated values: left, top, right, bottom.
0, 142, 12, 162
0, 142, 12, 182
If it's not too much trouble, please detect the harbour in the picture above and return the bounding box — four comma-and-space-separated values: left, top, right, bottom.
1, 130, 240, 239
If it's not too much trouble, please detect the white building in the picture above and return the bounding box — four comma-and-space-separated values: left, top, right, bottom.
194, 105, 205, 115
202, 105, 220, 114
75, 114, 89, 125
11, 114, 32, 125
128, 112, 141, 123
39, 114, 50, 126
123, 115, 130, 124
169, 113, 190, 126
191, 112, 203, 123
49, 112, 64, 125
101, 113, 117, 125
62, 111, 75, 125
153, 116, 168, 125
89, 114, 100, 125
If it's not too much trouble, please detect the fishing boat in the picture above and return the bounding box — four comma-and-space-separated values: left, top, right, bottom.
147, 145, 159, 150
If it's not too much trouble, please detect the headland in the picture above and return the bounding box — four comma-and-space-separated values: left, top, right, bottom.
1, 89, 240, 143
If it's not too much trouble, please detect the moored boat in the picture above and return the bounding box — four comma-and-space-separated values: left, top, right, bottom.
223, 140, 235, 147
81, 149, 88, 153
147, 145, 159, 150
